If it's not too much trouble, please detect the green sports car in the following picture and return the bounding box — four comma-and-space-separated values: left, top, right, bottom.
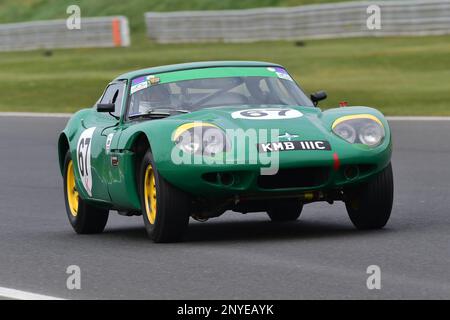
58, 61, 393, 242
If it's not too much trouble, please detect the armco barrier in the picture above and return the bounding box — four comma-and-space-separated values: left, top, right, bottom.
0, 16, 130, 51
144, 0, 450, 43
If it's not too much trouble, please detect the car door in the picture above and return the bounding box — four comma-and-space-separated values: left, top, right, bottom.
79, 81, 125, 202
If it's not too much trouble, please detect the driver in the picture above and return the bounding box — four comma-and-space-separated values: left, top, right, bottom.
245, 77, 268, 104
130, 84, 173, 115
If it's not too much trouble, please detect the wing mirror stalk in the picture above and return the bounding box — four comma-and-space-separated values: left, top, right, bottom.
97, 103, 119, 120
97, 103, 115, 113
311, 91, 327, 106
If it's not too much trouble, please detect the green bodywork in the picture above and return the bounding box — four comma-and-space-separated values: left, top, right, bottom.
58, 61, 392, 213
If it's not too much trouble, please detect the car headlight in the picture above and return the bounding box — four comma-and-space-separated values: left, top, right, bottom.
172, 122, 230, 156
332, 114, 385, 147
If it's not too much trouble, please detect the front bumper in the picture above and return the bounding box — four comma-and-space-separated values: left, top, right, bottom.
158, 139, 392, 198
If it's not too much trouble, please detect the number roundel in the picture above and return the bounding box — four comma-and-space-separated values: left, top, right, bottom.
76, 127, 96, 197
240, 110, 269, 118
231, 108, 303, 120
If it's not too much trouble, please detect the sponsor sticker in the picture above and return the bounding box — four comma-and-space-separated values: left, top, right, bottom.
267, 67, 293, 81
276, 72, 293, 81
105, 133, 114, 153
131, 75, 161, 94
131, 76, 146, 85
147, 75, 160, 85
276, 67, 287, 72
130, 81, 148, 95
258, 140, 331, 153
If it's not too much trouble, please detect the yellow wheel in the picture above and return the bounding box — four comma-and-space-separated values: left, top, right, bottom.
140, 151, 190, 242
63, 151, 109, 234
66, 160, 79, 217
345, 163, 393, 229
143, 164, 157, 224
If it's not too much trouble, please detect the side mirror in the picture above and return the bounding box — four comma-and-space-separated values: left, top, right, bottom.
310, 91, 327, 106
97, 103, 115, 113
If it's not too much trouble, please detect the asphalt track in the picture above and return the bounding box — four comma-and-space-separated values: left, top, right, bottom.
0, 116, 449, 300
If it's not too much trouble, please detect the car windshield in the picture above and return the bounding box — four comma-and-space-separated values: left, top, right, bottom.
127, 67, 314, 117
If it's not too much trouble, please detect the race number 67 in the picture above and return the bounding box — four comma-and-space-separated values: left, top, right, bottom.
76, 127, 96, 197
77, 137, 91, 177
240, 109, 289, 118
231, 108, 303, 120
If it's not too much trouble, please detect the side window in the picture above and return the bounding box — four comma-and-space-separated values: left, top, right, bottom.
99, 83, 125, 117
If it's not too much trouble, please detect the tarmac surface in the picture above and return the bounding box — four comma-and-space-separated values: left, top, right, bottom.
0, 116, 449, 299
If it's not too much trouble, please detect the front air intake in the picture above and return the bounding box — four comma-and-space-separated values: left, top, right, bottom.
257, 167, 329, 189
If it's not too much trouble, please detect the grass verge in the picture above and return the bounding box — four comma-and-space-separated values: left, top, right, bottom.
0, 34, 449, 115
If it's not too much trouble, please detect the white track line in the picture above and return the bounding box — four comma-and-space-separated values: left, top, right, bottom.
0, 286, 65, 300
0, 112, 71, 118
0, 112, 450, 121
386, 116, 450, 121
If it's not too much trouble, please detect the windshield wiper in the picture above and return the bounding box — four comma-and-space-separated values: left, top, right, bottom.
129, 111, 171, 120
128, 109, 190, 120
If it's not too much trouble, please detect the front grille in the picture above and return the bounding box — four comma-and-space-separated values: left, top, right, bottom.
257, 167, 329, 189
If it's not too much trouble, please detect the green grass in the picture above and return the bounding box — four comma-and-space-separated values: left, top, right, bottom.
0, 0, 448, 115
0, 34, 449, 115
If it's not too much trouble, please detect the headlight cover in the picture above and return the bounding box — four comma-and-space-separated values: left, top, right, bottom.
172, 123, 230, 156
332, 114, 385, 147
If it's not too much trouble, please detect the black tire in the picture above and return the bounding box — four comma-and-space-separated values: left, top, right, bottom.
63, 151, 109, 234
345, 163, 394, 229
267, 199, 303, 222
139, 150, 190, 243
